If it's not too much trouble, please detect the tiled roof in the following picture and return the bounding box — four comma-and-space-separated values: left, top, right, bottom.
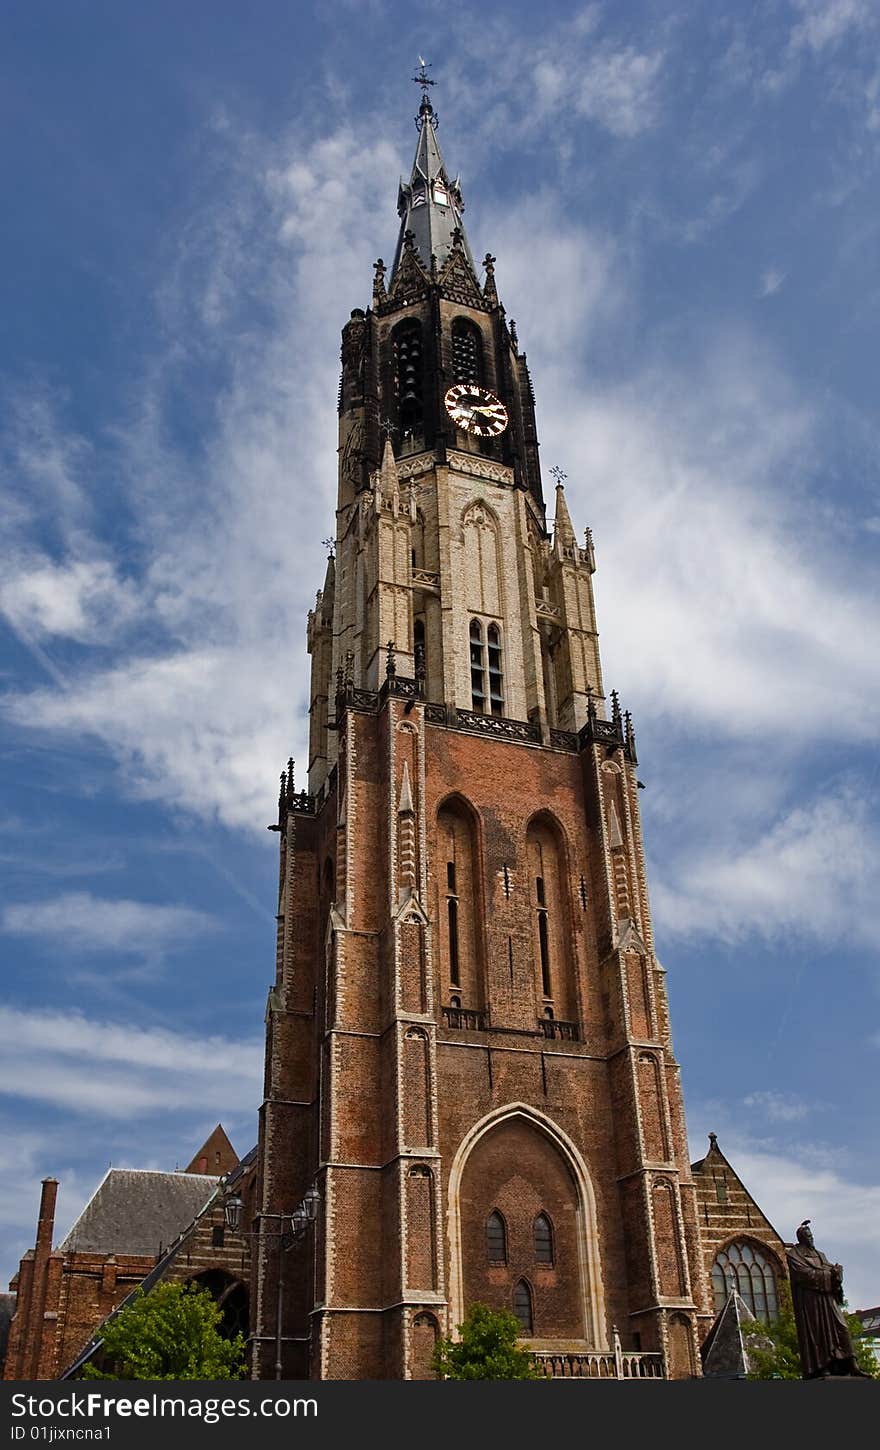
59, 1170, 218, 1257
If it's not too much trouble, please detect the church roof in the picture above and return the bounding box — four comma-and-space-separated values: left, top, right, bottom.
184, 1123, 238, 1176
391, 94, 477, 280
59, 1169, 218, 1258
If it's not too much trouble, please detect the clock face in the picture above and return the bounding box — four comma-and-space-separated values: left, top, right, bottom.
444, 383, 509, 437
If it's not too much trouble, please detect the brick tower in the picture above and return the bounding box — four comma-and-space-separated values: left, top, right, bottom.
251, 73, 709, 1380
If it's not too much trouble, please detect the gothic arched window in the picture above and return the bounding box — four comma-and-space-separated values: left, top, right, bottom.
711, 1241, 779, 1322
513, 1279, 534, 1335
394, 320, 424, 438
469, 619, 485, 712
486, 1210, 507, 1265
534, 1213, 554, 1265
526, 815, 577, 1023
437, 797, 484, 1009
486, 624, 504, 715
452, 318, 483, 385
469, 619, 504, 716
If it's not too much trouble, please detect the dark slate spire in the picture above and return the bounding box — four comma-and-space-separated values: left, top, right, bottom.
391, 64, 477, 280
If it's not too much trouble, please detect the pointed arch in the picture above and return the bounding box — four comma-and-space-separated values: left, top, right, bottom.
512, 1279, 534, 1335
447, 1103, 607, 1347
533, 1212, 555, 1265
451, 316, 484, 384
392, 317, 424, 441
461, 499, 503, 618
486, 1209, 507, 1264
436, 793, 486, 1011
524, 811, 578, 1024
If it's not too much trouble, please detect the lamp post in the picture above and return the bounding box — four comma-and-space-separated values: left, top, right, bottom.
223, 1184, 320, 1380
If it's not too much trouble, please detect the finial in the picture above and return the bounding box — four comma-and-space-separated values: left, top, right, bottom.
586, 684, 597, 721
413, 56, 437, 125
509, 318, 518, 348
372, 258, 387, 302
336, 665, 344, 694
403, 228, 416, 252
286, 758, 295, 802
451, 226, 464, 251
344, 649, 354, 684
321, 537, 335, 558
278, 770, 286, 813
611, 690, 622, 729
709, 1132, 718, 1149
483, 251, 496, 273
386, 640, 397, 677
550, 465, 568, 487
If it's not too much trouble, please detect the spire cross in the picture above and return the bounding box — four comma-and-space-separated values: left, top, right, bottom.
412, 56, 438, 127
412, 56, 436, 98
550, 465, 568, 486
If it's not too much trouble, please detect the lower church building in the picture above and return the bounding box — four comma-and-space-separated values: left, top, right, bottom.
4, 80, 794, 1382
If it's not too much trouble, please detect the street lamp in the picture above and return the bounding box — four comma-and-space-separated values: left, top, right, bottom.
222, 1182, 321, 1380
223, 1193, 243, 1235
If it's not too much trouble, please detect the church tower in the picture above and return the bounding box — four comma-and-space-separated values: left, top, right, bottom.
251, 72, 709, 1381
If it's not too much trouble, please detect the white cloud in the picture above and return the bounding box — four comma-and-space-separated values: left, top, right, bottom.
0, 554, 139, 644
652, 786, 880, 946
0, 1007, 263, 1120
789, 0, 876, 55
759, 267, 788, 297
743, 1091, 815, 1123
2, 891, 214, 956
575, 46, 665, 139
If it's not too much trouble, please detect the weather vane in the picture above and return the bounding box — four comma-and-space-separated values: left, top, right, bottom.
413, 56, 438, 127
550, 465, 568, 485
321, 538, 335, 558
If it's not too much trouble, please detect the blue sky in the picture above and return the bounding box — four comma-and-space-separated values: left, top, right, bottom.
1, 0, 878, 1307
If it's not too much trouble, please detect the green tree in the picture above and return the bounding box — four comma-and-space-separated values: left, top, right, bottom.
83, 1280, 245, 1381
743, 1282, 879, 1380
742, 1282, 801, 1379
432, 1303, 541, 1380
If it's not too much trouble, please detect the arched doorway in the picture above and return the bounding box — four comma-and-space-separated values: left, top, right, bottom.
447, 1105, 606, 1346
189, 1269, 249, 1340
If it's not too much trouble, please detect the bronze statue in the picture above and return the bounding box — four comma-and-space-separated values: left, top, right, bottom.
786, 1221, 870, 1378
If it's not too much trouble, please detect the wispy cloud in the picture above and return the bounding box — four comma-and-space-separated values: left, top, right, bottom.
0, 1007, 263, 1120
759, 267, 788, 297
2, 891, 214, 957
0, 554, 139, 645
652, 785, 880, 947
743, 1090, 816, 1123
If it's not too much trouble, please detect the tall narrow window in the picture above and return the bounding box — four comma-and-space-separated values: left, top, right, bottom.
446, 859, 460, 986
414, 616, 426, 680
394, 320, 423, 438
513, 1280, 533, 1335
469, 619, 485, 712
486, 1210, 507, 1265
438, 798, 484, 1010
534, 1213, 554, 1265
536, 874, 552, 996
527, 817, 575, 1020
452, 319, 483, 384
486, 624, 504, 716
469, 619, 504, 715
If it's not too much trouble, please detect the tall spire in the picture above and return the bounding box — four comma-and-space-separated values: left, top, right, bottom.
391, 60, 477, 279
